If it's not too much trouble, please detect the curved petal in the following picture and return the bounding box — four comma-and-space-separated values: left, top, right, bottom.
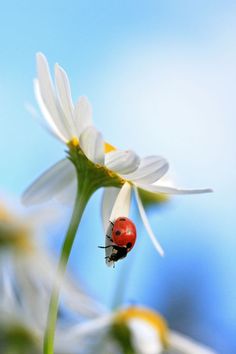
56, 180, 77, 205
22, 159, 76, 206
124, 156, 169, 184
101, 187, 120, 232
61, 314, 114, 343
74, 96, 93, 137
104, 221, 115, 267
109, 182, 131, 223
128, 320, 163, 354
54, 63, 77, 137
169, 331, 217, 354
80, 126, 104, 164
136, 183, 213, 195
25, 101, 63, 142
36, 53, 71, 140
104, 182, 131, 266
34, 80, 67, 142
105, 150, 140, 174
134, 187, 164, 256
0, 267, 15, 308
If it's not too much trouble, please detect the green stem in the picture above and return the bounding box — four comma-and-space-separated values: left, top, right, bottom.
43, 178, 94, 354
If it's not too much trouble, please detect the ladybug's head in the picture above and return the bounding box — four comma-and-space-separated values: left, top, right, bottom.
109, 245, 128, 262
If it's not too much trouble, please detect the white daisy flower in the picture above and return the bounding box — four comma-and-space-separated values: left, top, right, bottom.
23, 53, 212, 262
114, 306, 217, 354
63, 306, 218, 354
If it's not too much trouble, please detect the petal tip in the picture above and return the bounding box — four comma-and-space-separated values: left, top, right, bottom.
54, 62, 60, 71
36, 52, 47, 64
198, 188, 214, 194
54, 62, 66, 75
79, 95, 91, 107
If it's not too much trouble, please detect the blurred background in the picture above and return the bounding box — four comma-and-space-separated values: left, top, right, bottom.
0, 1, 235, 353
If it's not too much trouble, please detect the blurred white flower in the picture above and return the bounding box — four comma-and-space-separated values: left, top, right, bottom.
0, 261, 111, 354
115, 307, 217, 354
0, 198, 112, 354
62, 305, 218, 354
23, 53, 212, 264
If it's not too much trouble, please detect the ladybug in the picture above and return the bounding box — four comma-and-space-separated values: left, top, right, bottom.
111, 217, 136, 250
99, 217, 137, 265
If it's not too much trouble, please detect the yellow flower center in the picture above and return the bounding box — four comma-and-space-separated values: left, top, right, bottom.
115, 306, 169, 349
69, 137, 116, 153
0, 204, 33, 253
0, 207, 10, 222
70, 137, 79, 147
104, 142, 116, 153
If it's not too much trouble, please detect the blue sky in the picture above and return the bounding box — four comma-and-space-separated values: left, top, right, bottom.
0, 1, 236, 353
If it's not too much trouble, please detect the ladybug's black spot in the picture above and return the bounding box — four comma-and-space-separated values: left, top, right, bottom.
115, 230, 121, 236
127, 242, 132, 249
120, 218, 126, 221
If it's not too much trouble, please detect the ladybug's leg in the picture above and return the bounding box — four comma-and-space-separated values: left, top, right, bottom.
106, 234, 113, 242
98, 245, 113, 249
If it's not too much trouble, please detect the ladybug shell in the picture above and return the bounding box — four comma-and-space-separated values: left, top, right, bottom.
112, 217, 137, 251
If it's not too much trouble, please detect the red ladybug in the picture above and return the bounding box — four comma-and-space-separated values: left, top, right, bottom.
111, 217, 137, 251
99, 217, 137, 265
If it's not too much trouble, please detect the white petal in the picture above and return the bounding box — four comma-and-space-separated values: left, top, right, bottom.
0, 267, 15, 308
14, 260, 49, 329
80, 126, 104, 164
34, 79, 67, 142
56, 180, 77, 205
109, 182, 131, 222
101, 187, 120, 232
61, 314, 113, 342
134, 187, 164, 256
54, 63, 77, 137
22, 159, 76, 206
136, 183, 213, 195
129, 319, 163, 354
105, 182, 131, 266
105, 150, 140, 174
124, 156, 169, 184
25, 101, 63, 142
74, 96, 93, 137
169, 331, 217, 354
36, 53, 71, 140
105, 221, 116, 267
